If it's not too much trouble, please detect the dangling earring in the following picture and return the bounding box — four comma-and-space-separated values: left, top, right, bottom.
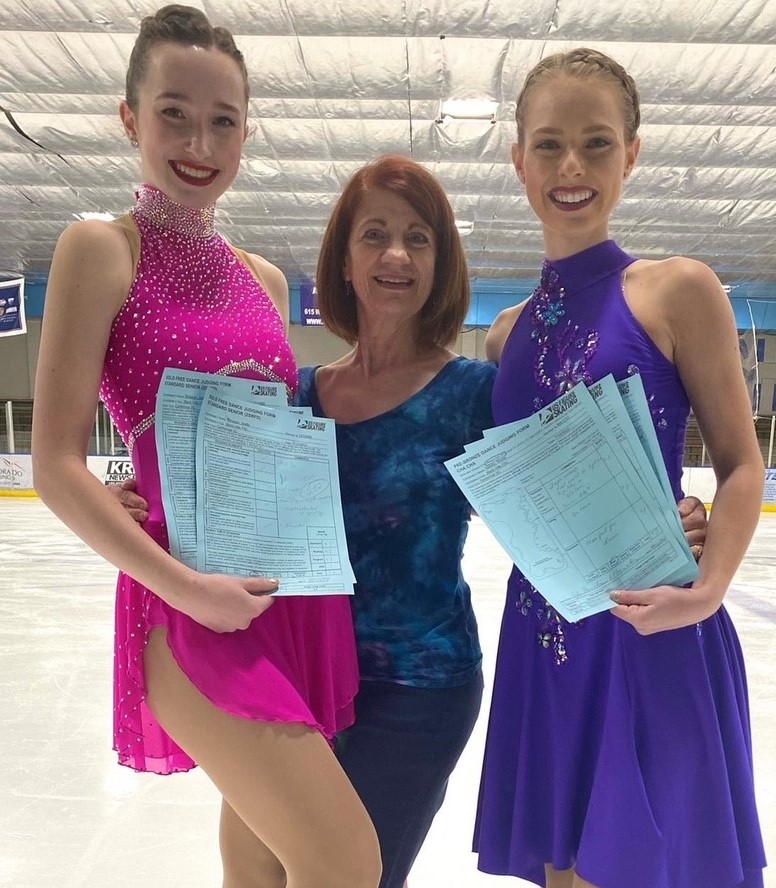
345, 280, 354, 299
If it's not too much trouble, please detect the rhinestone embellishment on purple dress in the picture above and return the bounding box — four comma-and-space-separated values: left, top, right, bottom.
517, 259, 603, 663
530, 260, 600, 410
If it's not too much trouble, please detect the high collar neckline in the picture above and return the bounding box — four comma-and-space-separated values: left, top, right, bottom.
133, 184, 216, 238
539, 240, 635, 297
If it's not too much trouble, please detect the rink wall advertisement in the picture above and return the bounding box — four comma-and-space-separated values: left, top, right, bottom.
0, 277, 26, 337
0, 454, 134, 495
0, 454, 29, 491
765, 468, 776, 506
1, 455, 774, 511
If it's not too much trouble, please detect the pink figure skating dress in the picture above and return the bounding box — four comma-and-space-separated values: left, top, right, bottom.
99, 184, 359, 773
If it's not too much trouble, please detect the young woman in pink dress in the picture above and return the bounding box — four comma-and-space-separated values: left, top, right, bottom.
31, 6, 380, 887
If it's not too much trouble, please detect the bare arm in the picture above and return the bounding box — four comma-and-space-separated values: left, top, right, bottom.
32, 222, 277, 632
612, 258, 763, 633
484, 302, 525, 363
247, 252, 290, 333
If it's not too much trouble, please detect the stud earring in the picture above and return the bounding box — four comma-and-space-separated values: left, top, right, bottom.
130, 137, 138, 148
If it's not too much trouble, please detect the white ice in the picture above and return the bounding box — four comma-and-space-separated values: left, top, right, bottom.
1, 499, 774, 888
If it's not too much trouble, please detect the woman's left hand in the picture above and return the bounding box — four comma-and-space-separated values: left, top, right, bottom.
677, 495, 706, 552
609, 583, 723, 634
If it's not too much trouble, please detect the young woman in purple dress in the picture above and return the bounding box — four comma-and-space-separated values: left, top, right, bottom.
31, 6, 380, 887
475, 48, 766, 888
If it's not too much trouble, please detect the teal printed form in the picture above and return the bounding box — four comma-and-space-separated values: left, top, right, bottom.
155, 367, 288, 567
446, 375, 698, 621
195, 390, 354, 594
155, 367, 354, 595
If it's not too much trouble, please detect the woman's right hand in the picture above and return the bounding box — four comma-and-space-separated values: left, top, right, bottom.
170, 572, 279, 633
108, 479, 149, 523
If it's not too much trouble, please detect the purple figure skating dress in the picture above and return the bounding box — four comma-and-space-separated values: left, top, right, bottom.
474, 240, 765, 887
99, 185, 359, 774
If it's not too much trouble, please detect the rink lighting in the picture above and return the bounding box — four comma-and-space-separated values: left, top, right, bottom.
437, 99, 499, 125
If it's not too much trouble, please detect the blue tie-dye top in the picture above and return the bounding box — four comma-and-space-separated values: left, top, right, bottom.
295, 357, 497, 687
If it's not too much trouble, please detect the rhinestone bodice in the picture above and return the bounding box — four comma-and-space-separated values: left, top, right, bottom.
99, 185, 296, 455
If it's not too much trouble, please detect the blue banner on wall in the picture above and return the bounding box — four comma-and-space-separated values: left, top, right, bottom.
0, 278, 26, 337
300, 280, 323, 326
765, 468, 776, 505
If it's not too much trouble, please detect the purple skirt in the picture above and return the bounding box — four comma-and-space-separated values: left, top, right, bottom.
473, 574, 766, 888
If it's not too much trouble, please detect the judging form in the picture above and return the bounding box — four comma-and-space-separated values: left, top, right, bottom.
614, 374, 697, 585
155, 368, 289, 567
446, 377, 697, 621
195, 391, 354, 595
587, 375, 696, 584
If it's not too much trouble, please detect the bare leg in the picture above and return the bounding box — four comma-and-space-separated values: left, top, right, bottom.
545, 865, 600, 888
571, 876, 600, 888
144, 629, 381, 888
220, 800, 286, 888
545, 865, 575, 888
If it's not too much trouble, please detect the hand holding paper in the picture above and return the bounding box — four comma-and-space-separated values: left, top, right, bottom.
445, 375, 697, 621
609, 577, 726, 635
155, 368, 355, 596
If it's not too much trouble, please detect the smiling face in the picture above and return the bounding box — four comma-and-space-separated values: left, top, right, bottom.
119, 42, 248, 207
344, 187, 437, 332
513, 74, 640, 257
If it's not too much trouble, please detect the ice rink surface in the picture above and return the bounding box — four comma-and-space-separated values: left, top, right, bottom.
1, 498, 774, 888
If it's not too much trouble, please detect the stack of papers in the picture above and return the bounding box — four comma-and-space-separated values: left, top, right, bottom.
445, 374, 698, 621
155, 368, 355, 596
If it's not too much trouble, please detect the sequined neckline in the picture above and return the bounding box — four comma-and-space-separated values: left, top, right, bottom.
132, 184, 216, 239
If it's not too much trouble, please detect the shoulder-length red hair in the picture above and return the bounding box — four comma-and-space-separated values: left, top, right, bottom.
316, 154, 470, 347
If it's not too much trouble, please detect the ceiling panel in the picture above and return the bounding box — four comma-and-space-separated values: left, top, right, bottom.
0, 0, 773, 292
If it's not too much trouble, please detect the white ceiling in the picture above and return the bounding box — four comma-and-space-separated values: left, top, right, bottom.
0, 0, 775, 293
